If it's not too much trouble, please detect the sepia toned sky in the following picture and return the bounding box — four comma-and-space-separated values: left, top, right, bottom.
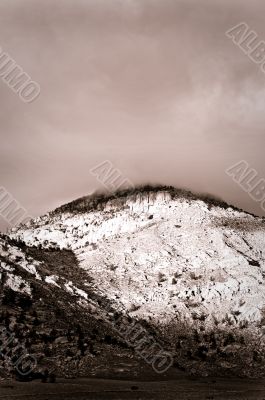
1, 0, 265, 231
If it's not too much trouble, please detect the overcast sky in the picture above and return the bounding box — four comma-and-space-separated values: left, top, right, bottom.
1, 0, 265, 231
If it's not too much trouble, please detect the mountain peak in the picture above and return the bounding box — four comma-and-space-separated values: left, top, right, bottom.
52, 185, 240, 217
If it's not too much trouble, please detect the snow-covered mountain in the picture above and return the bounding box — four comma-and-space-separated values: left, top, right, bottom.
1, 186, 265, 378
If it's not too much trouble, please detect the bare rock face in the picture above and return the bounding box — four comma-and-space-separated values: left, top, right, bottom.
2, 186, 265, 377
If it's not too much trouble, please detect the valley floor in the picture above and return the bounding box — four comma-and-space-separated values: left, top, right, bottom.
0, 376, 265, 400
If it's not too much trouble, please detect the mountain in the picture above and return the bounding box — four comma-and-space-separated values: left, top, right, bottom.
1, 185, 265, 379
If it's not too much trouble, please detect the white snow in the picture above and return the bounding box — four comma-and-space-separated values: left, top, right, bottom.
45, 275, 60, 287
5, 273, 31, 295
65, 281, 88, 300
7, 189, 265, 330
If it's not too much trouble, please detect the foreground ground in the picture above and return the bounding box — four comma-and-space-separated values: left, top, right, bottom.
1, 377, 265, 400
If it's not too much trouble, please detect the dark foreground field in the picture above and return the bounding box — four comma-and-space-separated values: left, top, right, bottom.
1, 377, 265, 400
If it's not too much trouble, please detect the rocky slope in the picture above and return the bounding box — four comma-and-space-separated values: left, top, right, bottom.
1, 186, 265, 378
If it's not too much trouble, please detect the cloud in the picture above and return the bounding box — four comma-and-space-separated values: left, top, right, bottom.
0, 0, 265, 231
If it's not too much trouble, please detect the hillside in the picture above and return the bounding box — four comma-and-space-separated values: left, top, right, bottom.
1, 186, 265, 379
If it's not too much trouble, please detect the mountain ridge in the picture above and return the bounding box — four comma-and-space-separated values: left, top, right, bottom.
51, 185, 250, 217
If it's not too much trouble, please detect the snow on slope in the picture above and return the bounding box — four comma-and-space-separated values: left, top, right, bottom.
9, 188, 265, 332
0, 236, 42, 296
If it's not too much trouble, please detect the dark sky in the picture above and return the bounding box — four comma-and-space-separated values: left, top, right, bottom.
1, 0, 265, 231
